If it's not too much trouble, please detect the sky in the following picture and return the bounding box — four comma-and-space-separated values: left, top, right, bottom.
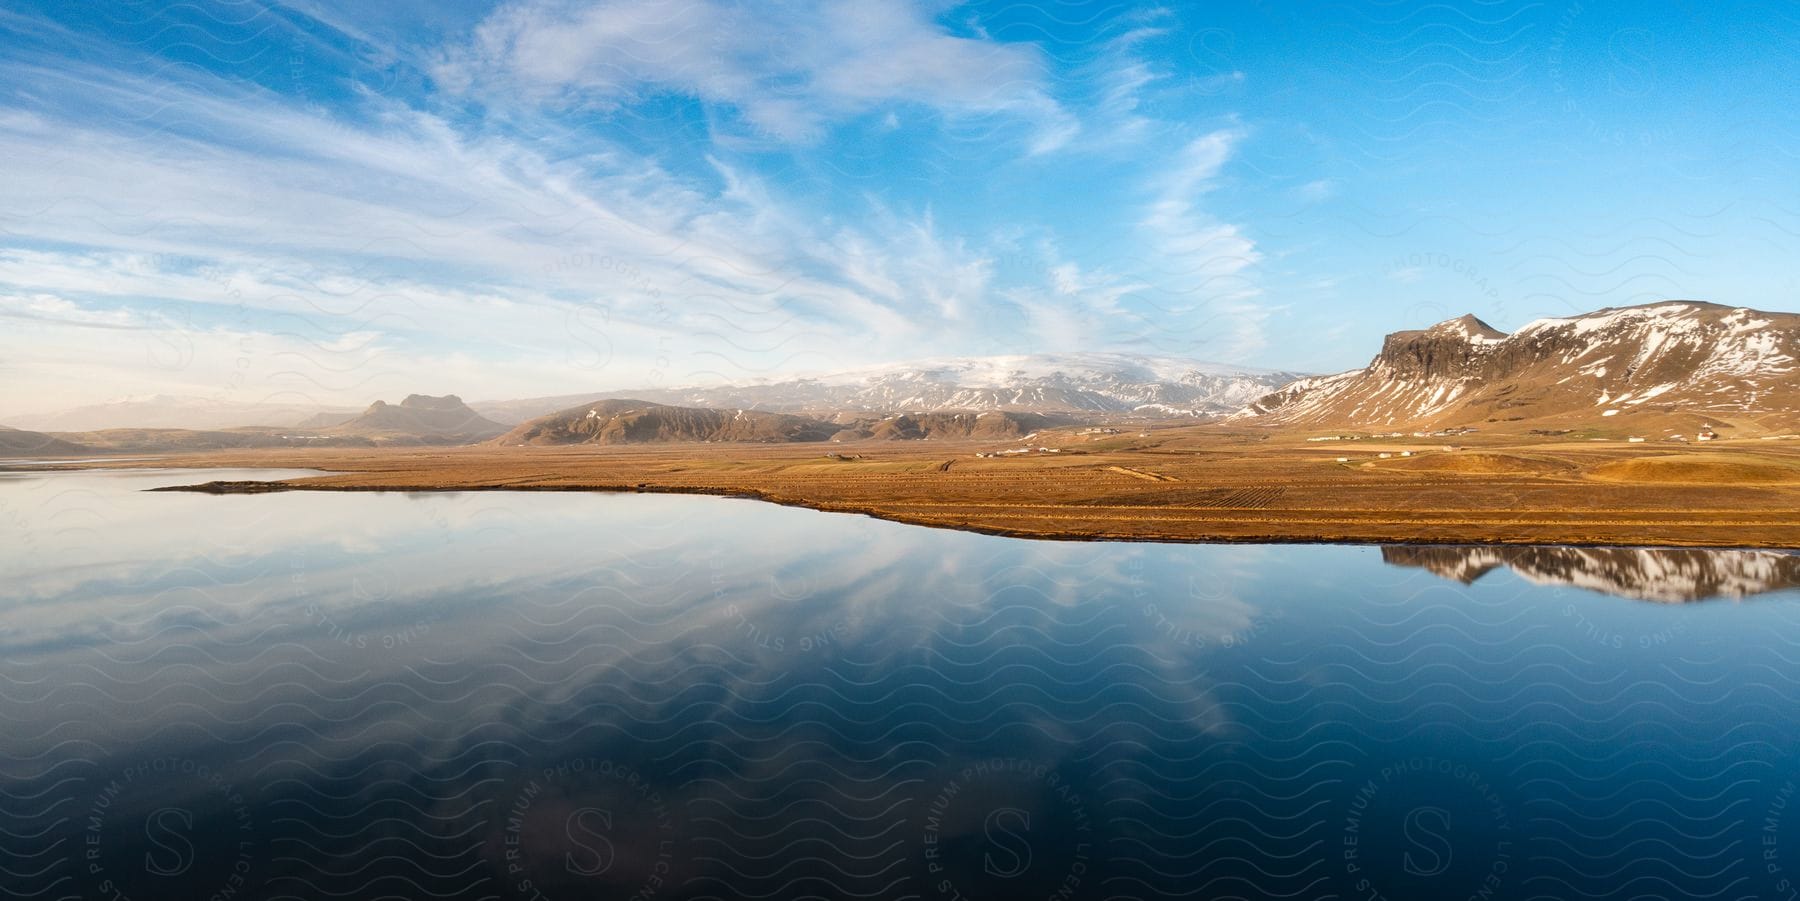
1, 0, 1797, 416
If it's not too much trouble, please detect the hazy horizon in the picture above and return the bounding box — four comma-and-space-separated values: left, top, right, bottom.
3, 1, 1798, 417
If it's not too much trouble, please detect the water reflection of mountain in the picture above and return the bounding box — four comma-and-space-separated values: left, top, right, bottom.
1381, 545, 1800, 602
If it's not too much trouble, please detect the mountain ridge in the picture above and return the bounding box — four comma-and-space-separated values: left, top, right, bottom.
0, 425, 91, 457
1234, 301, 1800, 432
472, 353, 1305, 424
495, 399, 837, 446
493, 399, 1068, 446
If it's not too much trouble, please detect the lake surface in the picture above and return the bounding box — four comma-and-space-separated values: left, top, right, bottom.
3, 468, 1800, 901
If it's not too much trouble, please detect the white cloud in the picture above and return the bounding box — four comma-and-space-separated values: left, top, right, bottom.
432, 0, 1076, 151
1001, 253, 1156, 354
1075, 15, 1173, 147
1295, 178, 1336, 202
0, 5, 1293, 415
0, 292, 141, 330
0, 56, 1053, 412
0, 287, 687, 419
1136, 128, 1267, 359
1152, 128, 1244, 200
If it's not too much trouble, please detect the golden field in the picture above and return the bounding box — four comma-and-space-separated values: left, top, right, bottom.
57, 421, 1800, 549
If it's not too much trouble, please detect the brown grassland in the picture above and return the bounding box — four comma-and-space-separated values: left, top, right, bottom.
53, 422, 1800, 549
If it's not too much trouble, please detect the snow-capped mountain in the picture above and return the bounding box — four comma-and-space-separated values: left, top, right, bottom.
612, 353, 1306, 418
1234, 302, 1800, 430
495, 399, 839, 446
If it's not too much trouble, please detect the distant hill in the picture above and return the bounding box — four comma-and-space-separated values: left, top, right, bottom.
826, 411, 1068, 441
472, 353, 1303, 423
496, 399, 1083, 446
17, 356, 1293, 434
48, 395, 510, 452
325, 395, 507, 444
1234, 302, 1800, 433
0, 426, 91, 457
496, 399, 837, 446
292, 411, 354, 429
55, 427, 374, 453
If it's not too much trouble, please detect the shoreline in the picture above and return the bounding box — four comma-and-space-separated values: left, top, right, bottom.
15, 430, 1800, 550
152, 475, 1800, 552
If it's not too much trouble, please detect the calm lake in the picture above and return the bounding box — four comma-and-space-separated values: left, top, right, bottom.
3, 468, 1800, 901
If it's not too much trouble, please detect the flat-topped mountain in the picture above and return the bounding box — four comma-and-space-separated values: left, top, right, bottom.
325, 395, 507, 444
1383, 545, 1800, 602
1236, 302, 1799, 431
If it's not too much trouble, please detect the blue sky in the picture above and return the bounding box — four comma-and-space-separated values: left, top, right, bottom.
1, 0, 1796, 414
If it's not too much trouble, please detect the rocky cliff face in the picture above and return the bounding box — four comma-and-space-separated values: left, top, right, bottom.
1235, 302, 1800, 430
1372, 315, 1508, 381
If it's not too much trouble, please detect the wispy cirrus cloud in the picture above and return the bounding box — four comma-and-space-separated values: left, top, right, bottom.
0, 292, 141, 330
0, 1, 1284, 417
1135, 127, 1268, 359
432, 0, 1078, 152
0, 52, 1057, 412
